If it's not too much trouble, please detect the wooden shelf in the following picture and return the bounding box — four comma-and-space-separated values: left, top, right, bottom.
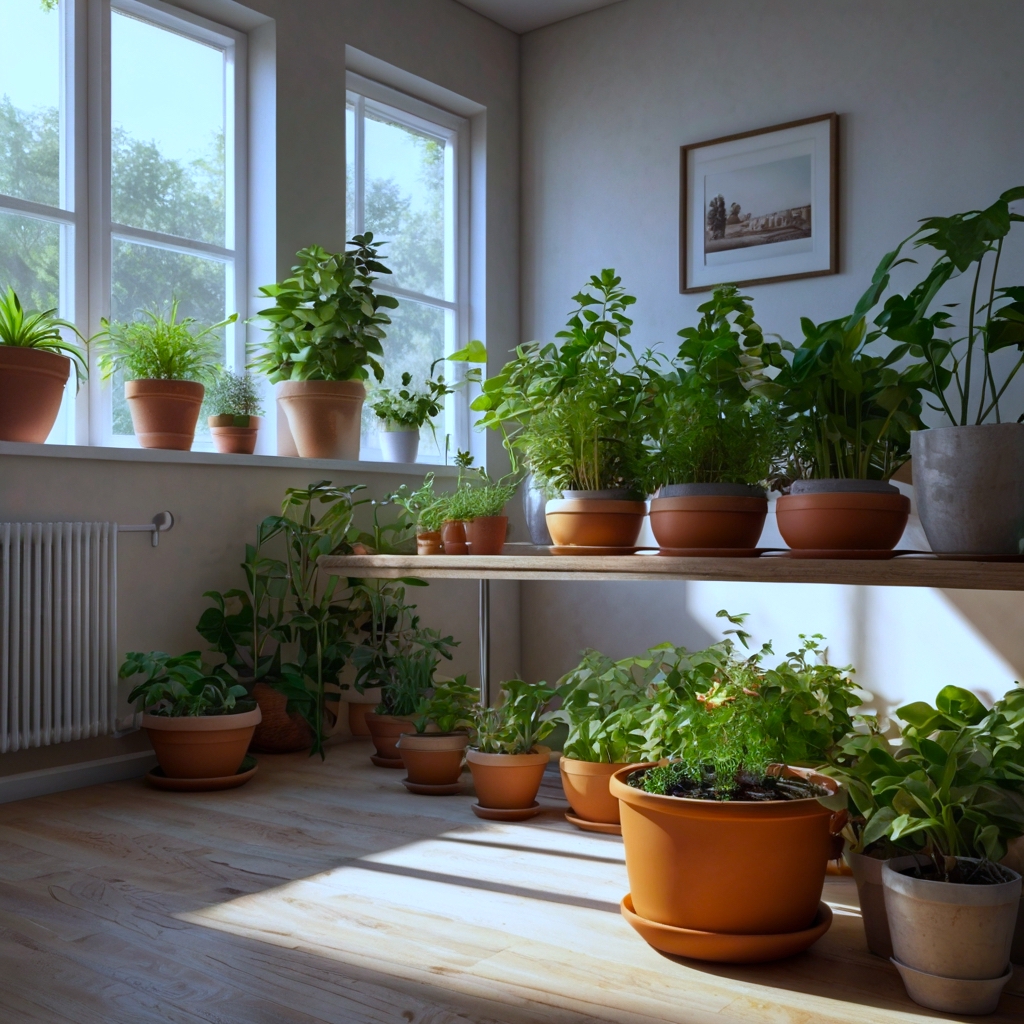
320, 550, 1024, 591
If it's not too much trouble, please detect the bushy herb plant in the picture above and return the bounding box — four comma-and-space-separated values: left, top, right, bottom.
206, 369, 264, 418
0, 286, 88, 388
413, 675, 479, 734
472, 678, 556, 755
122, 651, 253, 717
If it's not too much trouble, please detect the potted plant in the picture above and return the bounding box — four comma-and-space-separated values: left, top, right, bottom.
253, 237, 397, 460
94, 299, 233, 450
206, 369, 264, 454
609, 613, 860, 962
466, 678, 556, 820
121, 650, 261, 786
643, 286, 784, 552
396, 675, 479, 791
0, 287, 88, 443
443, 470, 517, 555
392, 473, 448, 554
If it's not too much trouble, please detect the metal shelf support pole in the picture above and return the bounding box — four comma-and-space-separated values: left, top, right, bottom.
478, 578, 490, 705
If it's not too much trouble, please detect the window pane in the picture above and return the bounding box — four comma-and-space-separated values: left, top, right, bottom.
111, 11, 226, 245
346, 102, 355, 238
363, 111, 447, 299
0, 0, 61, 207
0, 209, 60, 310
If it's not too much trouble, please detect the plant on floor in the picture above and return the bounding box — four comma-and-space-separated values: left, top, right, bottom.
412, 675, 480, 734
206, 368, 265, 420
472, 678, 556, 754
0, 285, 88, 387
252, 236, 397, 384
122, 651, 254, 716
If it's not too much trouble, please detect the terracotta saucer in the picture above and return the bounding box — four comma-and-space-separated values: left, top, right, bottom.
146, 755, 258, 792
657, 547, 766, 558
550, 545, 642, 556
471, 801, 541, 821
370, 754, 405, 769
402, 778, 466, 795
620, 894, 832, 963
565, 811, 622, 835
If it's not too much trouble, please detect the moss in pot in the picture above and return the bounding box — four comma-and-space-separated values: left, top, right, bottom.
397, 675, 480, 789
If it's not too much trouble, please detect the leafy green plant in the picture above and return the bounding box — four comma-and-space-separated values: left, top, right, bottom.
391, 473, 450, 534
253, 236, 398, 384
413, 675, 479, 734
0, 286, 88, 388
94, 298, 233, 383
206, 369, 264, 418
472, 678, 556, 755
121, 651, 253, 717
443, 478, 517, 521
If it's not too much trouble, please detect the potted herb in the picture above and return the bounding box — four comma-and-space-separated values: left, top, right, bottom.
206, 369, 264, 454
644, 286, 784, 552
444, 470, 517, 555
121, 650, 261, 784
0, 287, 88, 443
94, 299, 233, 450
392, 474, 448, 554
253, 236, 398, 460
396, 675, 479, 790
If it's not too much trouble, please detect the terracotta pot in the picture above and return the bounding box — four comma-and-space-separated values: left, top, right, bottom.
466, 516, 508, 555
142, 707, 261, 779
0, 346, 70, 442
365, 712, 418, 760
441, 520, 468, 554
545, 498, 647, 548
277, 379, 365, 459
776, 480, 910, 550
610, 763, 837, 933
125, 379, 205, 450
249, 682, 312, 753
559, 756, 630, 824
650, 488, 767, 550
209, 414, 262, 455
416, 531, 444, 555
397, 732, 470, 785
346, 689, 381, 737
466, 745, 551, 809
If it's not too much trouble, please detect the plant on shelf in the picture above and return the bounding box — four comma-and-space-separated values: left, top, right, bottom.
206, 368, 265, 454
441, 461, 518, 555
0, 286, 89, 443
397, 675, 481, 790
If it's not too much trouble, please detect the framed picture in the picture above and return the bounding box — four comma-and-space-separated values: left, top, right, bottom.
680, 113, 838, 293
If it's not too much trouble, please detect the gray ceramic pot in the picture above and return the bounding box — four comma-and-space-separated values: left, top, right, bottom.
522, 473, 553, 546
658, 482, 765, 498
846, 850, 894, 959
911, 423, 1024, 554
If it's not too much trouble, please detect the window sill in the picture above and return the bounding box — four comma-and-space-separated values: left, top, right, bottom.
0, 441, 460, 477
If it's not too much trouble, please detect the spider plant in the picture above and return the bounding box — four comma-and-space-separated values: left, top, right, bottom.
0, 286, 88, 388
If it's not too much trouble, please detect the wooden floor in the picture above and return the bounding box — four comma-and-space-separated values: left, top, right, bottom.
0, 744, 1020, 1024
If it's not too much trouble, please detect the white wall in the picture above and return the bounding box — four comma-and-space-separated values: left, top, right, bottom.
518, 0, 1024, 711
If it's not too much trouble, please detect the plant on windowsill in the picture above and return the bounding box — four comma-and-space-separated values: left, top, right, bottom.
396, 676, 480, 790
206, 368, 265, 454
0, 286, 88, 443
93, 298, 234, 451
253, 235, 398, 460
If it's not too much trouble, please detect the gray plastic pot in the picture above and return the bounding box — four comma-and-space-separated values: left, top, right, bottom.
911, 423, 1024, 554
522, 473, 553, 545
846, 851, 931, 959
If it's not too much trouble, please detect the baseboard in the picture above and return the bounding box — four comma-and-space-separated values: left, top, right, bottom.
0, 750, 158, 804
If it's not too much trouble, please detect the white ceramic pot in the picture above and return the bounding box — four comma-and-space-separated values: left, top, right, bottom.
379, 425, 419, 464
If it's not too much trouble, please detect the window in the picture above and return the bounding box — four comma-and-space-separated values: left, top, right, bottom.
346, 72, 471, 464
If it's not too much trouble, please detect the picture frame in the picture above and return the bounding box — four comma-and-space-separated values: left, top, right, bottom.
680, 113, 838, 293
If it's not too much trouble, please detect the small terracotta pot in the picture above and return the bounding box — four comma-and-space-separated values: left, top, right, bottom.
466, 516, 508, 555
142, 707, 262, 779
416, 531, 444, 555
559, 756, 631, 824
249, 682, 312, 753
346, 689, 382, 737
545, 498, 647, 548
441, 520, 469, 554
650, 492, 767, 550
466, 745, 551, 809
365, 712, 418, 760
125, 379, 204, 450
209, 414, 262, 455
0, 346, 70, 443
277, 379, 365, 460
397, 732, 470, 785
776, 482, 910, 550
610, 763, 837, 934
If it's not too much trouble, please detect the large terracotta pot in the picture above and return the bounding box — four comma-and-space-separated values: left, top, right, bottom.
441, 520, 468, 554
249, 682, 312, 753
209, 414, 261, 455
559, 756, 628, 824
466, 745, 550, 809
650, 484, 767, 550
545, 497, 646, 549
125, 379, 205, 450
466, 516, 508, 555
365, 712, 417, 760
776, 480, 909, 550
0, 346, 70, 442
142, 707, 261, 779
397, 732, 470, 785
277, 379, 365, 459
610, 763, 837, 933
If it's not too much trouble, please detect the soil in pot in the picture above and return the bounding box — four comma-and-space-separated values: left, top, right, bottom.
441, 520, 469, 554
776, 480, 910, 550
142, 706, 262, 779
545, 497, 646, 549
559, 757, 627, 824
126, 379, 205, 450
417, 531, 444, 555
277, 379, 365, 459
249, 682, 313, 753
650, 486, 767, 550
365, 712, 418, 761
209, 414, 261, 455
466, 746, 550, 809
397, 732, 469, 786
0, 346, 70, 443
466, 516, 508, 555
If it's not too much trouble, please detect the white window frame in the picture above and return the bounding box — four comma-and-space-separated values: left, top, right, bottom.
346, 71, 472, 465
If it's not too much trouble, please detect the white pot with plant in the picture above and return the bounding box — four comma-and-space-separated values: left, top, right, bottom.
0, 287, 88, 443
253, 237, 397, 460
396, 676, 479, 791
94, 299, 233, 450
206, 369, 264, 455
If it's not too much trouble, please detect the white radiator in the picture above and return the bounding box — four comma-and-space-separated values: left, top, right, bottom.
0, 523, 118, 752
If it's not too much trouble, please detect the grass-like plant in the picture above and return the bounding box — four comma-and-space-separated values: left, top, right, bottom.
443, 479, 517, 521
412, 675, 480, 734
121, 650, 253, 717
472, 678, 556, 755
0, 286, 88, 388
206, 369, 264, 419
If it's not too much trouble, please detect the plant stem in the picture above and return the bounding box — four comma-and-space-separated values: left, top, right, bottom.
979, 239, 1004, 424
961, 256, 985, 426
